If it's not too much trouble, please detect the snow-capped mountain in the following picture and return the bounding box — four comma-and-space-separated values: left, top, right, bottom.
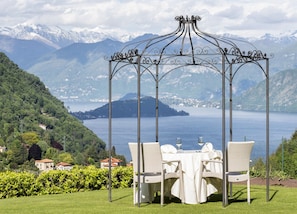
1, 23, 297, 112
0, 24, 134, 49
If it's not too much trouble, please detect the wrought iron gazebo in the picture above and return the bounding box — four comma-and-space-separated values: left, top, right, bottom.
108, 15, 270, 206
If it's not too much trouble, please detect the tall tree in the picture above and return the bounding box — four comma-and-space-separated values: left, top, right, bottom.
28, 144, 42, 160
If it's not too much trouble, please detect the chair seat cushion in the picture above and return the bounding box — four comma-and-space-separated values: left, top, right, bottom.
227, 173, 249, 182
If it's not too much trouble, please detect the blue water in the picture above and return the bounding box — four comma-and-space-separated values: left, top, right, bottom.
81, 107, 297, 162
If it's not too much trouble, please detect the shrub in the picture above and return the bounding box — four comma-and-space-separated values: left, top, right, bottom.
0, 171, 37, 198
111, 166, 133, 189
0, 166, 134, 199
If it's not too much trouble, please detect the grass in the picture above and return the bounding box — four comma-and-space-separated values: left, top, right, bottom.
0, 184, 296, 214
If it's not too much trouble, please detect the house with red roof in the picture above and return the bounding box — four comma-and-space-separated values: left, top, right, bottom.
100, 157, 123, 168
56, 162, 73, 170
35, 159, 54, 171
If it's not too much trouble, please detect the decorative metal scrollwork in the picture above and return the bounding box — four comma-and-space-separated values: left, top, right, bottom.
247, 50, 267, 60
231, 49, 268, 64
109, 15, 270, 68
111, 49, 138, 62
141, 57, 155, 64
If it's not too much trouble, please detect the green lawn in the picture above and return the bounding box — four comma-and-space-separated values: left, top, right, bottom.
0, 185, 296, 214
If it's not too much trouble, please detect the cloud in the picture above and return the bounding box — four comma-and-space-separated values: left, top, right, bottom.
216, 5, 244, 20
1, 0, 297, 37
248, 6, 289, 24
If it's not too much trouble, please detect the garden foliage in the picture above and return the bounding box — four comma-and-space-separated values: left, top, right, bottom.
0, 166, 133, 199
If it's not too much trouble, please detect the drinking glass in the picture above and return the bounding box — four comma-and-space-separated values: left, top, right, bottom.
198, 136, 204, 148
176, 137, 182, 150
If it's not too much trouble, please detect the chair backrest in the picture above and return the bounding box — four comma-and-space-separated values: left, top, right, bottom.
128, 142, 143, 173
227, 141, 254, 172
142, 142, 163, 173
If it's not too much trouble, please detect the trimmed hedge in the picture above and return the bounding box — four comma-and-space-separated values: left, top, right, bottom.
0, 166, 133, 199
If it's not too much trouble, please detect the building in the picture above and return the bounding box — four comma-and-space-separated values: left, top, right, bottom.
56, 162, 73, 170
100, 157, 123, 169
35, 159, 54, 171
0, 146, 7, 153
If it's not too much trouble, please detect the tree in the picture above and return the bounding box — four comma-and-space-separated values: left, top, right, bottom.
269, 130, 297, 178
28, 144, 42, 160
37, 141, 50, 157
21, 132, 39, 145
57, 152, 74, 164
44, 147, 59, 161
6, 140, 28, 166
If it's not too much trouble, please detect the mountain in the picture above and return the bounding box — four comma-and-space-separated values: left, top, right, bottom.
0, 53, 110, 169
71, 94, 189, 120
24, 32, 293, 104
234, 68, 297, 113
0, 24, 135, 48
0, 24, 133, 70
0, 34, 56, 69
2, 24, 297, 112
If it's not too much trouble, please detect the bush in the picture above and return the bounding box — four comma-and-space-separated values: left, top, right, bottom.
0, 171, 37, 198
111, 166, 133, 189
0, 166, 133, 199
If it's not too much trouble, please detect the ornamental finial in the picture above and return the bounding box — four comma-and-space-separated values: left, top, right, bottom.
175, 15, 201, 23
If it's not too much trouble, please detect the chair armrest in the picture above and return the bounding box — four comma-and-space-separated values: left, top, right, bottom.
199, 159, 223, 177
201, 159, 223, 164
162, 159, 181, 165
162, 159, 182, 173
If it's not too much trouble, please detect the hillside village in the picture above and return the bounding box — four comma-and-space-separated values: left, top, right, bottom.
34, 157, 125, 171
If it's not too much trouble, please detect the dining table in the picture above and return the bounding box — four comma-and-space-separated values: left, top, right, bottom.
162, 148, 223, 204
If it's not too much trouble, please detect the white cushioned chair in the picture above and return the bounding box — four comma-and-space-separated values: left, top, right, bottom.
129, 142, 184, 206
198, 141, 254, 204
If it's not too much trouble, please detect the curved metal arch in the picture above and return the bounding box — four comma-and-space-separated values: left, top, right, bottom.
143, 30, 186, 63
110, 53, 251, 83
230, 61, 267, 82
227, 60, 268, 139
112, 16, 268, 68
138, 16, 199, 62
138, 64, 159, 79
110, 59, 156, 80
110, 60, 169, 87
158, 63, 222, 83
117, 22, 182, 57
109, 61, 135, 79
138, 57, 223, 85
137, 51, 224, 85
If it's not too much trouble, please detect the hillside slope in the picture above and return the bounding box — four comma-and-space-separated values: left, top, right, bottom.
234, 68, 297, 112
0, 52, 108, 168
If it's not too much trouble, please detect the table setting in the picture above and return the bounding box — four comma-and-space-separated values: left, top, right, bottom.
161, 138, 223, 204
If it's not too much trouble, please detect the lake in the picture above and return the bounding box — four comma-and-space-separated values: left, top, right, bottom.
68, 103, 297, 162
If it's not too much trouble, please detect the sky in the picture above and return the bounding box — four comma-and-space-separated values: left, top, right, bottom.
1, 0, 297, 38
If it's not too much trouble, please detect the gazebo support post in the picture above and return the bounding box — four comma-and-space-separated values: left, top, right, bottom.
266, 59, 270, 201
108, 60, 112, 202
222, 55, 228, 206
229, 65, 233, 141
137, 55, 142, 207
155, 65, 159, 142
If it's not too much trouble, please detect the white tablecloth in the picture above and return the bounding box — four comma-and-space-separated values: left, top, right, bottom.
162, 150, 222, 204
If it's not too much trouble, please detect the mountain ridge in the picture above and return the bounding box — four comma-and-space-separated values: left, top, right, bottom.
235, 68, 297, 113
1, 24, 297, 112
0, 24, 135, 48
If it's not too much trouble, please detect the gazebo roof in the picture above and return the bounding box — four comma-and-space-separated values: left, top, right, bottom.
110, 15, 268, 74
